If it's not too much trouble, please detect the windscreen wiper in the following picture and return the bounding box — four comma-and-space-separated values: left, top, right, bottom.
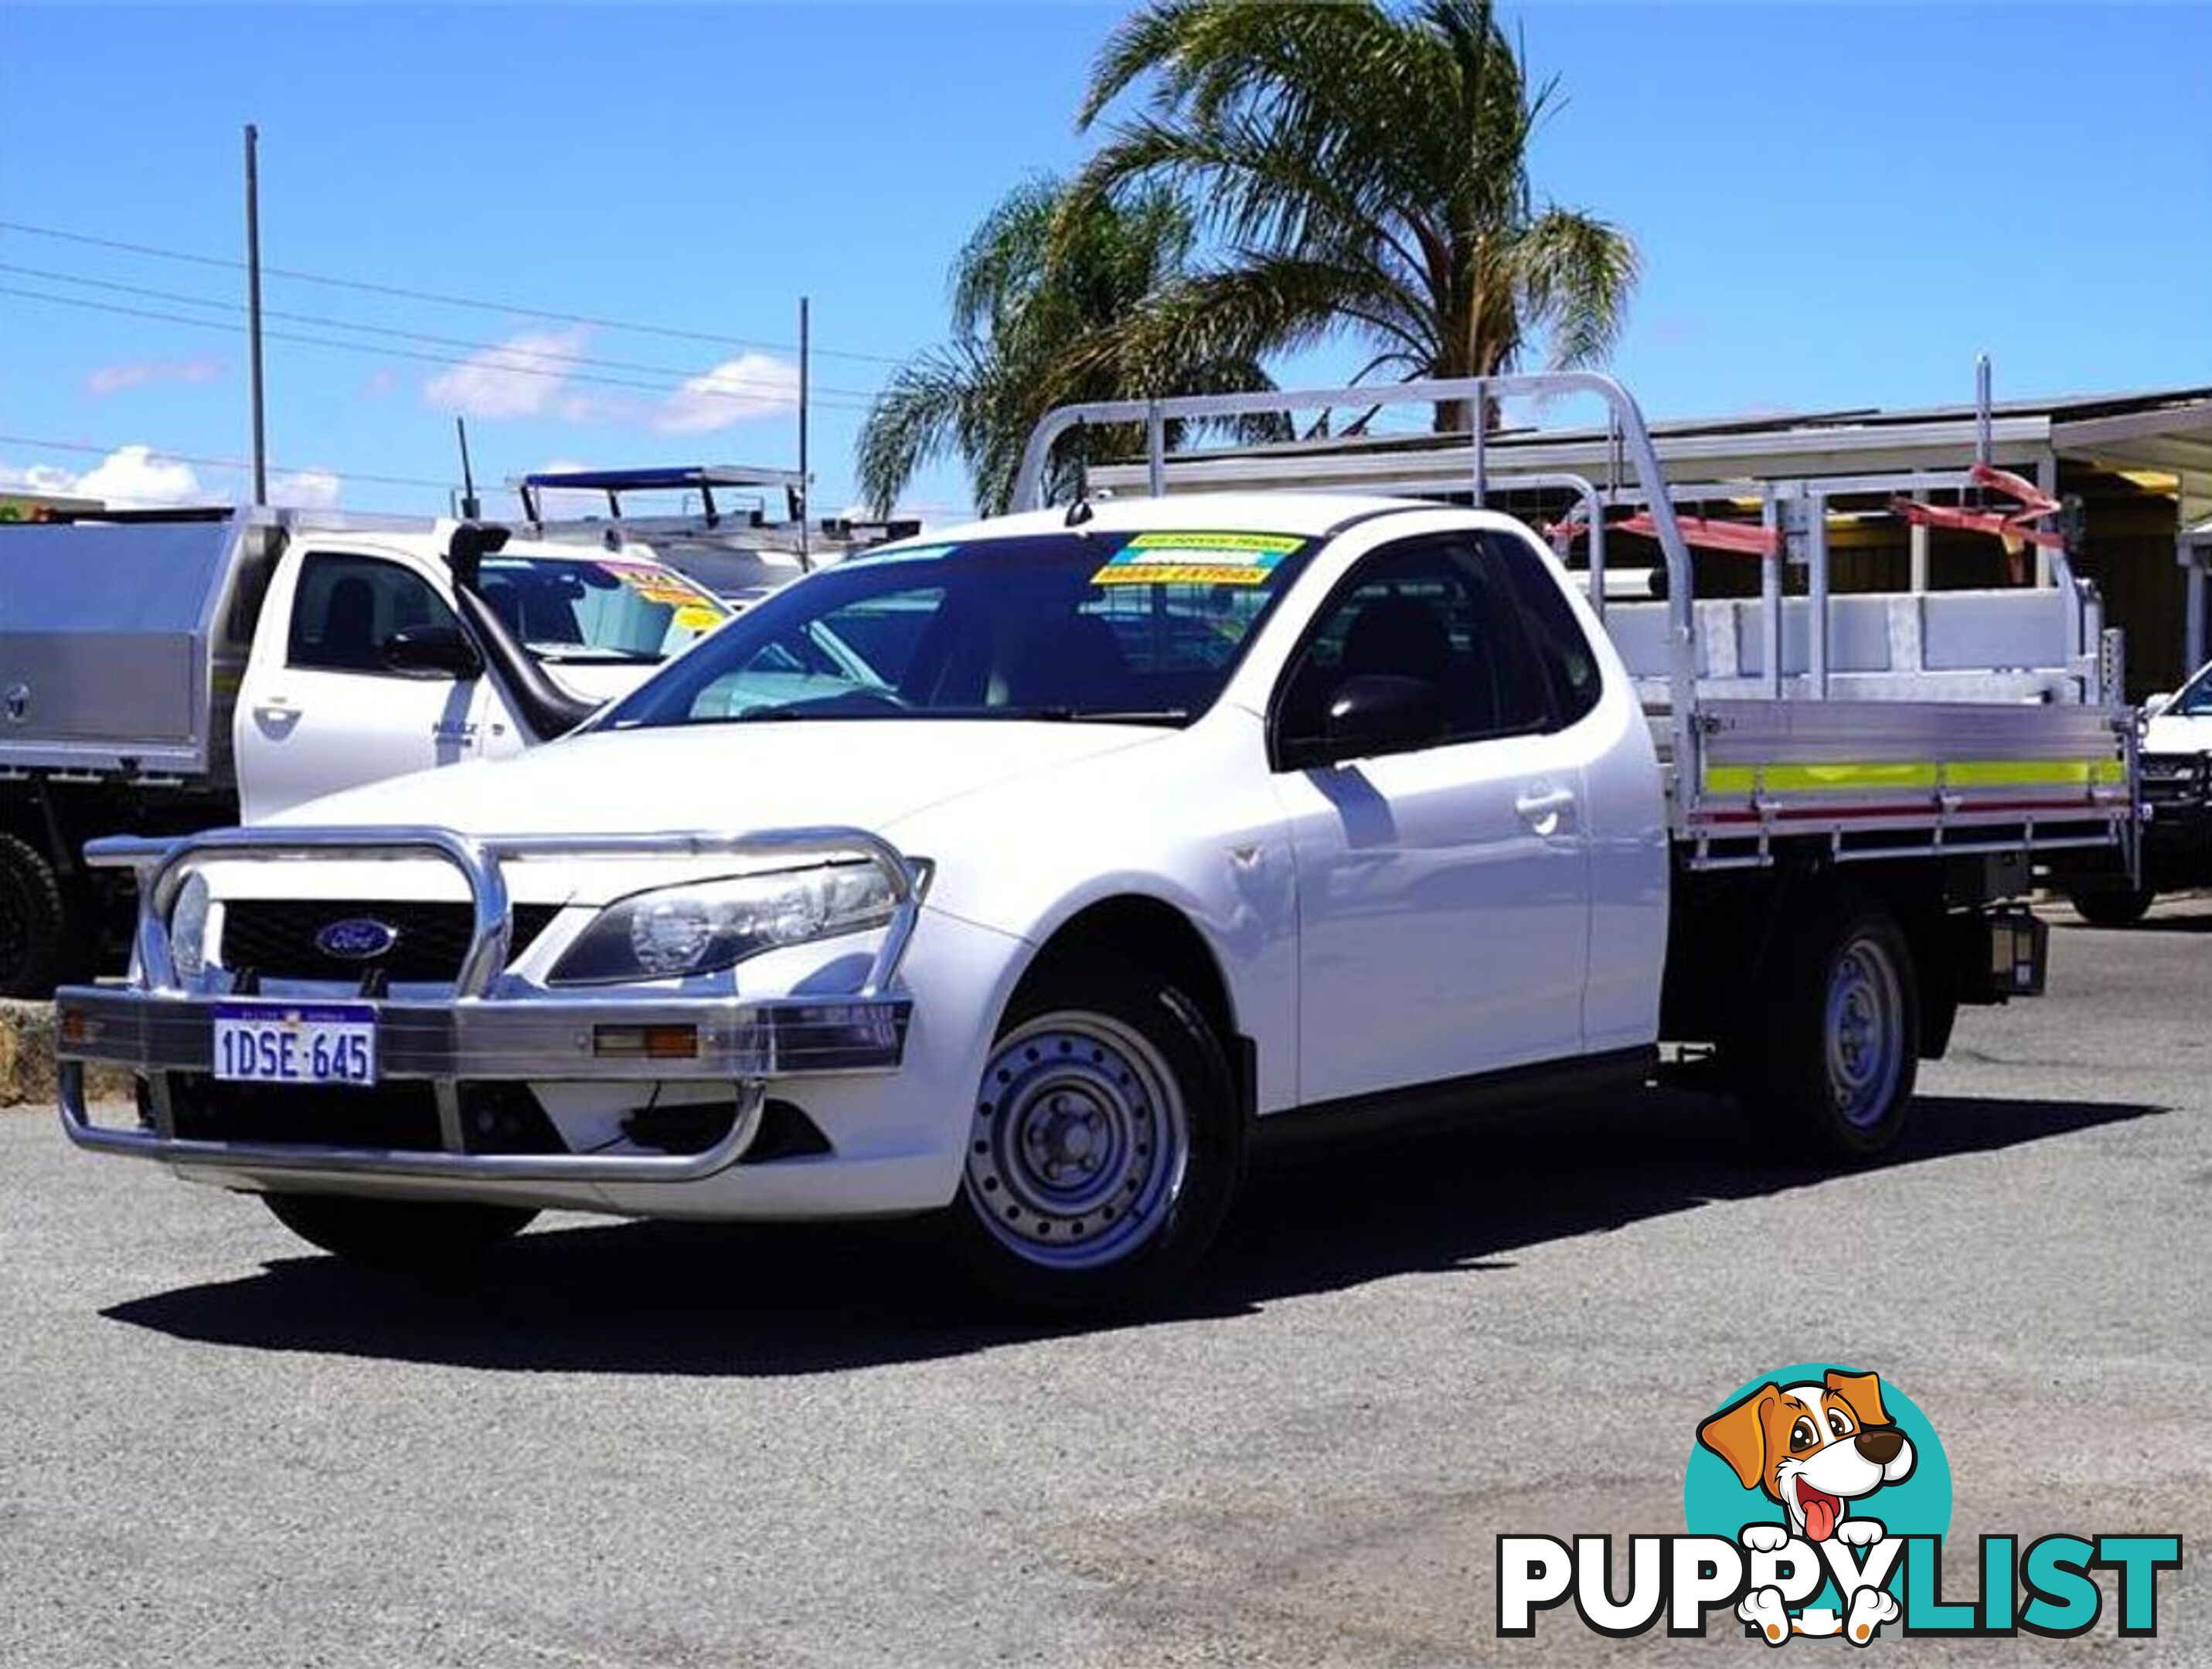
1008, 707, 1191, 726
533, 648, 664, 665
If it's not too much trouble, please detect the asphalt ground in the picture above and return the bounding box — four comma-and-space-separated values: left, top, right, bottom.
2, 901, 2206, 1666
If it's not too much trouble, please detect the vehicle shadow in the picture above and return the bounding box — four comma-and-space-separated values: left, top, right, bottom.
104, 1089, 2159, 1377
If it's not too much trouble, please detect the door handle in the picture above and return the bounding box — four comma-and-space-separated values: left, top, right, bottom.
1514, 786, 1576, 831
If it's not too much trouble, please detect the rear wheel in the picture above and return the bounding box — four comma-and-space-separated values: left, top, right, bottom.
2066, 885, 2154, 929
1737, 888, 1920, 1160
0, 831, 64, 998
260, 1192, 538, 1266
944, 964, 1244, 1310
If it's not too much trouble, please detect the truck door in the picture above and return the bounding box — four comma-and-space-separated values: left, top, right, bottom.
235, 547, 505, 821
1270, 532, 1598, 1103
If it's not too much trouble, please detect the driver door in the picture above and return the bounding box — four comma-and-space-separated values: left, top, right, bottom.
236, 549, 502, 821
1270, 534, 1594, 1104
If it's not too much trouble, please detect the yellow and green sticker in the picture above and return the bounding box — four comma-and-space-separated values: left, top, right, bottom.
1704, 759, 2128, 794
1092, 530, 1303, 588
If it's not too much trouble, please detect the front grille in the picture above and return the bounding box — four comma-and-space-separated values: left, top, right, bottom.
2139, 754, 2208, 807
218, 900, 561, 983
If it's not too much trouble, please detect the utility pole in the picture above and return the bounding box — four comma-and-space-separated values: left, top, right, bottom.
798, 294, 811, 563
244, 123, 267, 506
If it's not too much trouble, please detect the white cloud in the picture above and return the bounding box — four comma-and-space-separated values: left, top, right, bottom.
2, 448, 339, 512
52, 445, 210, 508
84, 356, 224, 398
652, 352, 800, 433
422, 331, 798, 436
271, 467, 342, 510
0, 461, 83, 497
424, 327, 592, 420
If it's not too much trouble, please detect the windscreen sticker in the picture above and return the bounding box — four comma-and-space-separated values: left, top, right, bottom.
600, 561, 716, 610
1092, 530, 1303, 587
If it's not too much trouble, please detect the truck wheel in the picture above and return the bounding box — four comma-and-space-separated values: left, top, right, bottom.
1740, 889, 1920, 1161
945, 964, 1245, 1311
2065, 885, 2154, 929
0, 831, 64, 998
260, 1192, 538, 1266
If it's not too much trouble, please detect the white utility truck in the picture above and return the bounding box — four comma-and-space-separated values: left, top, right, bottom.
2071, 658, 2212, 923
1, 507, 728, 993
56, 378, 2136, 1307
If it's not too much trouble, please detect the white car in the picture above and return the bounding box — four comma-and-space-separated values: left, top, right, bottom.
2071, 662, 2212, 923
56, 380, 2126, 1307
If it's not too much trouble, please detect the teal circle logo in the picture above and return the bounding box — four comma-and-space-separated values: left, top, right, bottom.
1686, 1362, 1950, 1617
1681, 1361, 1946, 1547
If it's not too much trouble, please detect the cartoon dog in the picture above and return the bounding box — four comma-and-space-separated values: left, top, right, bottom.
1697, 1369, 1915, 1645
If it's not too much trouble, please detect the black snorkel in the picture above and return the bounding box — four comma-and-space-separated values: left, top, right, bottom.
445, 522, 598, 741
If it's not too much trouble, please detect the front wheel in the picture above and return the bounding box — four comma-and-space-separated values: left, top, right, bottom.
2066, 885, 2154, 929
261, 1192, 538, 1266
0, 831, 65, 998
944, 964, 1244, 1311
1737, 889, 1920, 1161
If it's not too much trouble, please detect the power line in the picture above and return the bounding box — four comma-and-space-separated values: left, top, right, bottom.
0, 284, 880, 413
0, 429, 457, 492
0, 260, 884, 402
0, 218, 913, 368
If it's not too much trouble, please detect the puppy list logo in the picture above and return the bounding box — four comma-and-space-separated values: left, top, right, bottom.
1497, 1361, 2181, 1645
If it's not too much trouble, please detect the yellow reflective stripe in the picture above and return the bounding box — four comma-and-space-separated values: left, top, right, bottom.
1703, 759, 2126, 794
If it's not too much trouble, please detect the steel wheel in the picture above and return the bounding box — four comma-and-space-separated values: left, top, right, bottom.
967, 1011, 1192, 1271
1826, 934, 1905, 1131
1734, 886, 1920, 1161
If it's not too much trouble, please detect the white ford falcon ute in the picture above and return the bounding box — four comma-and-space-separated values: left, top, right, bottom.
59, 490, 1672, 1305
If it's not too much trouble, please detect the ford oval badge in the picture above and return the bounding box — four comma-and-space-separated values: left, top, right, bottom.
316, 917, 399, 960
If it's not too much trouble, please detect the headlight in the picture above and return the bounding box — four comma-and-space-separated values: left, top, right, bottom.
171, 873, 211, 979
548, 862, 899, 985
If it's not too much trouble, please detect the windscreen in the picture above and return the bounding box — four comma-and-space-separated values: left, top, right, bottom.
2166, 661, 2212, 717
600, 528, 1318, 729
478, 556, 729, 663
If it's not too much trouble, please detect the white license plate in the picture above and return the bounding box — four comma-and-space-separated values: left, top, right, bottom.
212, 1002, 378, 1086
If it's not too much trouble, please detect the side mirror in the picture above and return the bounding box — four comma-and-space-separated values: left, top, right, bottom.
381, 624, 484, 680
2143, 692, 2173, 717
1296, 673, 1445, 767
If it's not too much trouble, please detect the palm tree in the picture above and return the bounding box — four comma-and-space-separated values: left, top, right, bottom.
1069, 0, 1639, 432
857, 175, 1276, 515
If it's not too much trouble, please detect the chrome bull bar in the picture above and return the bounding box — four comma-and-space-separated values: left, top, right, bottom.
82, 821, 923, 999
54, 822, 924, 1183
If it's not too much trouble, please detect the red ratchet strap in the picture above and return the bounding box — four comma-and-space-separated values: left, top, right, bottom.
1546, 511, 1781, 558
1890, 461, 2065, 551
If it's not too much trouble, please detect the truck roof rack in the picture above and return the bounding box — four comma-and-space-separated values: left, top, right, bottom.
512, 464, 805, 532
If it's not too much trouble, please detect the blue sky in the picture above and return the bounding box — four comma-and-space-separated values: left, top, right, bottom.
3, 3, 2207, 522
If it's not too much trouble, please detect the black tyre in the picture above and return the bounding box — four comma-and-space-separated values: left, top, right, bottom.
1737, 888, 1920, 1161
0, 831, 65, 998
2066, 885, 2155, 929
944, 961, 1245, 1311
261, 1192, 538, 1266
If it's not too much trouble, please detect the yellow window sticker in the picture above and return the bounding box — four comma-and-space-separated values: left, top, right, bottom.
601, 562, 720, 610
1091, 531, 1303, 587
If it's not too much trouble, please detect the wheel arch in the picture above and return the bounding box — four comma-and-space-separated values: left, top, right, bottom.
1007, 892, 1251, 1120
